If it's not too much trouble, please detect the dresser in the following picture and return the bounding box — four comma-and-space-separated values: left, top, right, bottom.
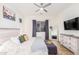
59, 34, 79, 54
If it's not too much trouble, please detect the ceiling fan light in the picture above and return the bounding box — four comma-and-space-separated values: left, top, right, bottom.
40, 8, 43, 10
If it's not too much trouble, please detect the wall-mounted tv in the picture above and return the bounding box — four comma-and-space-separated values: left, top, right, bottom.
64, 17, 79, 30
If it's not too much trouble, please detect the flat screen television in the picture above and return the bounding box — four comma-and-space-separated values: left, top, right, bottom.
64, 17, 79, 30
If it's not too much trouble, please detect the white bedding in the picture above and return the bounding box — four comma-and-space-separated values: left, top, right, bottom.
31, 37, 48, 55
0, 37, 48, 55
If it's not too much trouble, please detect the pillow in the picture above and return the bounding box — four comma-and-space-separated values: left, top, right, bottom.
10, 37, 20, 45
23, 34, 29, 41
19, 35, 26, 43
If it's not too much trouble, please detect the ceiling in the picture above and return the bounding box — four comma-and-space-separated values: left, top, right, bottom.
4, 3, 73, 18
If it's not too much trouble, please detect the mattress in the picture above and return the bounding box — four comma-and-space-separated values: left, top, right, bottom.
0, 37, 48, 55
31, 37, 48, 55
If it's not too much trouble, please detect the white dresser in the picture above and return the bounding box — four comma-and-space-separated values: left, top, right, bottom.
59, 34, 79, 54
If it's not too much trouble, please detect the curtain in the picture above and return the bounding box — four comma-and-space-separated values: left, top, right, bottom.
45, 20, 49, 40
32, 20, 36, 37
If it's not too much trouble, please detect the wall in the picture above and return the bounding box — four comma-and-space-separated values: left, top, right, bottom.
57, 4, 79, 36
0, 4, 23, 34
0, 4, 23, 29
0, 4, 23, 45
22, 15, 54, 39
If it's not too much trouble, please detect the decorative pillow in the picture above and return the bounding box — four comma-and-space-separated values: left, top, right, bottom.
23, 34, 29, 41
47, 40, 53, 44
19, 35, 26, 43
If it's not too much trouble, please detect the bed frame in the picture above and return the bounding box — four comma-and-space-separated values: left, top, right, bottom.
0, 28, 20, 45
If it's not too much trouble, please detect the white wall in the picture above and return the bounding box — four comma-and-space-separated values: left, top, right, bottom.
57, 4, 79, 36
0, 4, 23, 45
0, 4, 24, 34
22, 15, 54, 39
0, 3, 56, 39
0, 4, 23, 29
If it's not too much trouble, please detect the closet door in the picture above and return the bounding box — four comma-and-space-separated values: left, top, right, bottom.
32, 20, 36, 37
45, 20, 49, 40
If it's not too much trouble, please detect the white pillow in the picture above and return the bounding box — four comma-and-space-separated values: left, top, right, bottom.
10, 37, 20, 45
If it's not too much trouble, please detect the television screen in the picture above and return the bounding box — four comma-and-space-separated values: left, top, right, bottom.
64, 17, 79, 30
64, 21, 69, 30
64, 20, 72, 30
75, 17, 79, 30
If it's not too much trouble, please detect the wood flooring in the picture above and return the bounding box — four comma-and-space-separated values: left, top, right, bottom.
51, 39, 74, 55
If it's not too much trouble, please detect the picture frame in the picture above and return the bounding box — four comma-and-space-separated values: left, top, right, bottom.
3, 6, 16, 21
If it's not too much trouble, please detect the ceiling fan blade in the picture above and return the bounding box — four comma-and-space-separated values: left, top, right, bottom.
34, 3, 41, 8
44, 9, 47, 12
43, 3, 51, 8
41, 3, 43, 6
35, 9, 40, 12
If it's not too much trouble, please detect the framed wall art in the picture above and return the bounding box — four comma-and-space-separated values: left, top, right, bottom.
3, 6, 16, 21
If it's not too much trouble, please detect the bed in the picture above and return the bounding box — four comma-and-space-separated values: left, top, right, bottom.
0, 36, 48, 55
0, 28, 48, 55
31, 36, 48, 55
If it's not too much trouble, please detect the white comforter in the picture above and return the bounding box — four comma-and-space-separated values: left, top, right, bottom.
31, 37, 48, 55
0, 37, 48, 55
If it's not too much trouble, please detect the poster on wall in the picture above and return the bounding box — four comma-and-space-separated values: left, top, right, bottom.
3, 6, 16, 21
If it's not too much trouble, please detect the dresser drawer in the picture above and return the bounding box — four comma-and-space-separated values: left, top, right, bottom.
71, 37, 77, 46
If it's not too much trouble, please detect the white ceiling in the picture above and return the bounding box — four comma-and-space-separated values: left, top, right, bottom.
4, 3, 72, 18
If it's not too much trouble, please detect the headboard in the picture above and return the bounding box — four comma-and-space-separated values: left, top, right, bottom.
0, 28, 20, 45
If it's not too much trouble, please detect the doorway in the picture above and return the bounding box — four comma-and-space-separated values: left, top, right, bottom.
32, 20, 49, 40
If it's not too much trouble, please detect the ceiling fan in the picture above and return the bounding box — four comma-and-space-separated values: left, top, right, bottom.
33, 3, 51, 13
